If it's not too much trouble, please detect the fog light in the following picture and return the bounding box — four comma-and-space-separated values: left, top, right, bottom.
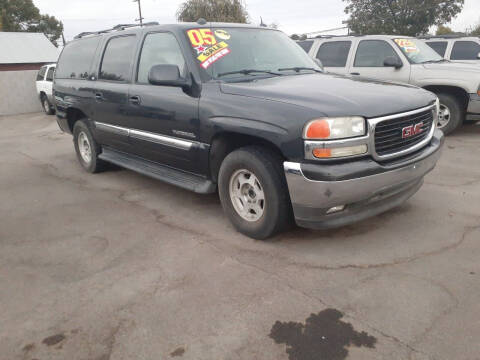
312, 145, 367, 159
326, 205, 345, 214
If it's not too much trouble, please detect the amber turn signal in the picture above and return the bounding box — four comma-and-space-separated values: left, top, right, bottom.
305, 120, 331, 139
312, 148, 332, 158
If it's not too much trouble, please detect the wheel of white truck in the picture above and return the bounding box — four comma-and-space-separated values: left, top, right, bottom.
436, 93, 463, 135
218, 146, 292, 240
73, 120, 105, 173
41, 95, 54, 115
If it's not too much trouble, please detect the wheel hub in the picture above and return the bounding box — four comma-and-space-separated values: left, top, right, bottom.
78, 132, 92, 164
438, 103, 451, 129
229, 169, 265, 222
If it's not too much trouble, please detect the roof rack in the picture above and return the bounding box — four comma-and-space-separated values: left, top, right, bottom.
418, 34, 470, 39
313, 34, 364, 39
74, 22, 159, 39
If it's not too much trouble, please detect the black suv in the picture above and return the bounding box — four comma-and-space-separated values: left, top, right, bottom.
54, 22, 444, 239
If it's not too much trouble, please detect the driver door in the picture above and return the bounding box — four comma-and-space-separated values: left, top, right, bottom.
126, 31, 201, 174
349, 39, 411, 83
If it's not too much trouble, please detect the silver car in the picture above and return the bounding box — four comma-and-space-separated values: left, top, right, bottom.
420, 35, 480, 64
303, 35, 480, 134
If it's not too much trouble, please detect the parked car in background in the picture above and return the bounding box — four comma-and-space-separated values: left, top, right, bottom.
36, 63, 56, 115
304, 35, 480, 134
420, 35, 480, 64
54, 22, 443, 239
297, 39, 314, 53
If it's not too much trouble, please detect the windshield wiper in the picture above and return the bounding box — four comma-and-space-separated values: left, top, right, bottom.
217, 69, 283, 78
278, 67, 322, 73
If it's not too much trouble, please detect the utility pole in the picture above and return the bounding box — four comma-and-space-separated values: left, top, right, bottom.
133, 0, 144, 27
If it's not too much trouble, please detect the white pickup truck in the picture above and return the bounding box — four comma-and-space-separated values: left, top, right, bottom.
35, 64, 56, 115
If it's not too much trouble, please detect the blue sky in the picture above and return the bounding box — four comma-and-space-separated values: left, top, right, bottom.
33, 0, 480, 41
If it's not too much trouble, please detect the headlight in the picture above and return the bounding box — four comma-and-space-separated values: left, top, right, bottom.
303, 117, 366, 140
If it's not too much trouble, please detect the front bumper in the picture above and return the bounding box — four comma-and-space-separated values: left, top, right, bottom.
467, 94, 480, 120
284, 129, 444, 230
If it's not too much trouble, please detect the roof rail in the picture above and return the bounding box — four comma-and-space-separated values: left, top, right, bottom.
418, 34, 470, 40
313, 34, 364, 39
74, 21, 160, 39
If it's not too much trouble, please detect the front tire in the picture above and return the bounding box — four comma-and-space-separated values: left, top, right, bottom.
73, 120, 105, 173
218, 146, 292, 240
436, 93, 463, 135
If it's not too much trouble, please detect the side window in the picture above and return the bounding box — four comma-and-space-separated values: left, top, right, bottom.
426, 41, 448, 57
99, 35, 137, 82
451, 41, 480, 60
46, 67, 55, 82
316, 41, 351, 67
354, 40, 401, 67
37, 66, 46, 81
137, 32, 186, 84
297, 40, 314, 53
56, 37, 100, 79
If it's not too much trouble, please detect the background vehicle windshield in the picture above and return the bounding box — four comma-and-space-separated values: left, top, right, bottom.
394, 38, 444, 64
185, 27, 320, 79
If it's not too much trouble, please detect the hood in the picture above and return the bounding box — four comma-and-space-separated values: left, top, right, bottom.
418, 61, 480, 75
220, 73, 436, 119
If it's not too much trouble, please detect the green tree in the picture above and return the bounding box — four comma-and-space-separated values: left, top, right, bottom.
436, 25, 454, 35
0, 0, 63, 46
176, 0, 248, 23
343, 0, 464, 36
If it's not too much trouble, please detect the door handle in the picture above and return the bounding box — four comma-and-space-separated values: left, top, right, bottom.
95, 93, 103, 101
129, 95, 141, 105
350, 72, 360, 76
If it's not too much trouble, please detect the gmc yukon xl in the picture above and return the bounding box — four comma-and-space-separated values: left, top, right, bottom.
54, 22, 444, 239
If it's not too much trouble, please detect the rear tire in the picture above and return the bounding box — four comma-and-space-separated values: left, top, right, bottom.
41, 94, 54, 115
218, 146, 292, 240
436, 93, 463, 135
73, 120, 105, 173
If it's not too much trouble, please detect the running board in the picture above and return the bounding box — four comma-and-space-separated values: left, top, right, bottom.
99, 148, 216, 194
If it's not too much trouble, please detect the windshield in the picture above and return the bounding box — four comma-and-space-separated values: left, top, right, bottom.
185, 27, 321, 79
393, 38, 444, 64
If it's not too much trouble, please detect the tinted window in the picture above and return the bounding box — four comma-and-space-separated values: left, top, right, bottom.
426, 41, 448, 57
46, 67, 55, 82
354, 40, 400, 67
316, 41, 351, 67
297, 40, 313, 53
100, 36, 137, 82
137, 32, 186, 84
451, 41, 480, 60
36, 66, 46, 81
56, 37, 100, 79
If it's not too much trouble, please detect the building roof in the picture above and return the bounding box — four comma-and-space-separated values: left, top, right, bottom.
0, 32, 60, 64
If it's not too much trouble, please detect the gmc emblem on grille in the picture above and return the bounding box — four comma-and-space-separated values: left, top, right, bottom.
402, 122, 424, 139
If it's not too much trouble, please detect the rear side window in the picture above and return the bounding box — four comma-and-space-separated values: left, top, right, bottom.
137, 32, 186, 84
46, 67, 55, 82
354, 40, 400, 67
99, 35, 137, 82
426, 41, 448, 57
316, 41, 351, 67
297, 40, 313, 53
451, 41, 480, 60
56, 37, 100, 79
36, 66, 46, 81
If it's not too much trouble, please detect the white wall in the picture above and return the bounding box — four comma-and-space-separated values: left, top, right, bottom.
0, 70, 42, 116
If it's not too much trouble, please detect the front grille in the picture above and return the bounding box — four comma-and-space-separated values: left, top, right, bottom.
374, 109, 433, 157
